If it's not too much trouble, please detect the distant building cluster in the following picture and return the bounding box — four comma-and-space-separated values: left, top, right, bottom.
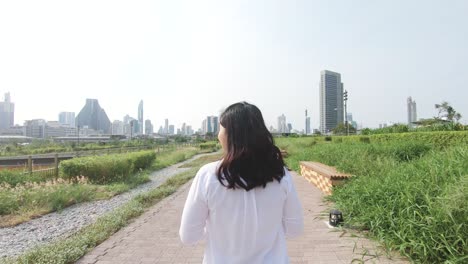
202, 116, 219, 135
1, 75, 426, 142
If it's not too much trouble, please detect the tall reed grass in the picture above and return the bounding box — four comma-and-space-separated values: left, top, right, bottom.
276, 136, 467, 263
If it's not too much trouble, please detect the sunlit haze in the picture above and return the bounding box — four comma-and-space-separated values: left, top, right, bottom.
1, 0, 467, 131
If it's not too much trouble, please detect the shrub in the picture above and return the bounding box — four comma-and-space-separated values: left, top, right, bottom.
128, 151, 157, 172
200, 142, 218, 150
60, 151, 156, 184
324, 136, 332, 142
0, 171, 44, 186
359, 136, 370, 143
337, 131, 468, 148
389, 142, 432, 162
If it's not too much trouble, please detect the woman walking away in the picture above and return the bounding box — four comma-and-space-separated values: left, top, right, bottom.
180, 102, 304, 264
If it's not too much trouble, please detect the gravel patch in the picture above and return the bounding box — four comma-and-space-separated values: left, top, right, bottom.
0, 153, 215, 259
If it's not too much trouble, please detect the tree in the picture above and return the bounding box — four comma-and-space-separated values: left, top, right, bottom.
435, 101, 462, 122
332, 123, 356, 135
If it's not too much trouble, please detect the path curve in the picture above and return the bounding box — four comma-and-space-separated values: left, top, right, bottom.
0, 152, 217, 259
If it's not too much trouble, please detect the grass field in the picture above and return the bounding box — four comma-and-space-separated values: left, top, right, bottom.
0, 146, 217, 227
276, 133, 467, 263
2, 152, 223, 264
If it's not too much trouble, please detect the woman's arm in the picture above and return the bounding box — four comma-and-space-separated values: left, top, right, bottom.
282, 170, 304, 238
179, 169, 209, 245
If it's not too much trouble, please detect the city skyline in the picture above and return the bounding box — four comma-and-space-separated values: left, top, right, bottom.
1, 1, 468, 130
2, 90, 466, 134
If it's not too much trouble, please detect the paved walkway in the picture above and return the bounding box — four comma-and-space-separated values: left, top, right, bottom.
77, 172, 408, 264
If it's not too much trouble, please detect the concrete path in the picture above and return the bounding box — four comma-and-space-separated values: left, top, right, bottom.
77, 172, 408, 264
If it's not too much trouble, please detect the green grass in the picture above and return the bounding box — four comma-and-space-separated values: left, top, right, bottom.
151, 146, 218, 170
0, 173, 150, 227
1, 153, 222, 264
0, 147, 213, 227
276, 136, 468, 263
0, 170, 51, 187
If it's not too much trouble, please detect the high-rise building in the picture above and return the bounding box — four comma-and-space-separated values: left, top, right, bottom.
347, 113, 357, 129
169, 125, 175, 135
407, 97, 417, 126
58, 112, 76, 127
210, 116, 219, 134
306, 117, 311, 135
145, 119, 153, 135
287, 123, 292, 133
320, 70, 344, 134
181, 123, 186, 135
23, 119, 46, 138
138, 100, 144, 135
277, 114, 288, 133
202, 116, 219, 134
112, 120, 124, 135
0, 92, 15, 129
76, 99, 111, 134
186, 125, 193, 136
123, 115, 132, 125
164, 119, 169, 135
131, 120, 139, 135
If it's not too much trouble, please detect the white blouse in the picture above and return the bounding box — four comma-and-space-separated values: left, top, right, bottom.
179, 161, 304, 264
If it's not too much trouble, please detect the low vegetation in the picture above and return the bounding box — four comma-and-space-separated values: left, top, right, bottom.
0, 146, 217, 227
276, 132, 468, 263
2, 153, 222, 264
60, 151, 156, 183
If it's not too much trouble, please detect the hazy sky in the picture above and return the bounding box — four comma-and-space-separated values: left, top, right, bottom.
1, 0, 467, 131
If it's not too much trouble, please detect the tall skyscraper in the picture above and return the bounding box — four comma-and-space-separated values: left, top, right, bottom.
186, 125, 193, 135
202, 116, 219, 134
76, 99, 111, 134
164, 119, 169, 135
320, 70, 344, 134
0, 92, 15, 129
210, 116, 219, 134
138, 100, 143, 135
277, 114, 288, 133
58, 112, 76, 127
407, 97, 417, 126
169, 125, 175, 135
305, 109, 311, 135
145, 119, 153, 135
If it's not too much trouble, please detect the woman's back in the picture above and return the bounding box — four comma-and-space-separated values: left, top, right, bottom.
180, 161, 303, 264
179, 102, 303, 263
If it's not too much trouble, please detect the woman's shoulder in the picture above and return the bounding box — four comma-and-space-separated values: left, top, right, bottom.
196, 160, 222, 180
198, 160, 221, 173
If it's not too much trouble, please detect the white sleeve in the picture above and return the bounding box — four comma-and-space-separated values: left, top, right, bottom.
282, 170, 304, 238
179, 168, 209, 245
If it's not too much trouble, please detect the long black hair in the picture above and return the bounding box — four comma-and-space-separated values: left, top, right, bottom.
216, 102, 285, 191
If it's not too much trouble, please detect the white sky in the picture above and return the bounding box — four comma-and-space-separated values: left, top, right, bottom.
1, 0, 467, 131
